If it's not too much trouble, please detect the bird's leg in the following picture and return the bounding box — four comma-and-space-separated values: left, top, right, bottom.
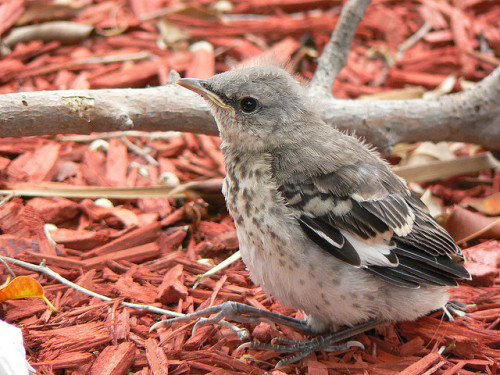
151, 301, 384, 368
150, 301, 315, 336
239, 320, 385, 368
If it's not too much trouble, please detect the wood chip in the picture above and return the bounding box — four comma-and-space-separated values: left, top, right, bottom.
0, 1, 498, 373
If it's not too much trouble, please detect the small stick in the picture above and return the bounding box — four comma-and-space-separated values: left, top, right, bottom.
310, 0, 372, 94
120, 136, 159, 166
0, 256, 245, 335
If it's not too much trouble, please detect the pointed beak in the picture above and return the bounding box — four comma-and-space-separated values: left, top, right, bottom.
176, 78, 231, 110
176, 78, 210, 96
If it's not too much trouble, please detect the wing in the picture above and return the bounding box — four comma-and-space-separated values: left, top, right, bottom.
279, 161, 470, 289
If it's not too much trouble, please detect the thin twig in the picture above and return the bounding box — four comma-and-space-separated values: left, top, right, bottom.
0, 256, 182, 317
397, 21, 433, 59
0, 178, 224, 199
74, 52, 153, 65
194, 251, 242, 288
456, 217, 500, 245
57, 131, 181, 142
0, 258, 16, 278
120, 136, 159, 166
0, 256, 246, 335
310, 0, 372, 94
0, 193, 17, 207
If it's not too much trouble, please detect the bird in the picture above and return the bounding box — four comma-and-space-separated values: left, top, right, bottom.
152, 65, 471, 366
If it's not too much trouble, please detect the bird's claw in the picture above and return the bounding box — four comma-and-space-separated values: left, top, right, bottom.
237, 321, 380, 368
150, 308, 250, 340
195, 317, 251, 340
150, 303, 380, 368
150, 301, 312, 335
442, 300, 474, 321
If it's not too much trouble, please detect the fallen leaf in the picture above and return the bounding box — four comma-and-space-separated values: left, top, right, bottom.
0, 275, 57, 312
465, 192, 500, 216
445, 206, 500, 243
420, 189, 443, 218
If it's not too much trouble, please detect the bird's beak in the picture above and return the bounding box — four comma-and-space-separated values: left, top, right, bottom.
176, 78, 231, 110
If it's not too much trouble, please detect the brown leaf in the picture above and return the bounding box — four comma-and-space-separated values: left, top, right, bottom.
465, 192, 500, 216
445, 206, 500, 243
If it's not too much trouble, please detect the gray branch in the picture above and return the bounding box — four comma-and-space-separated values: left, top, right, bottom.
310, 0, 372, 94
0, 0, 498, 154
316, 64, 500, 154
0, 85, 218, 137
0, 65, 498, 154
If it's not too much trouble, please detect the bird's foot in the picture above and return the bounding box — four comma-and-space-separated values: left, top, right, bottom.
150, 302, 383, 368
237, 320, 383, 368
441, 300, 474, 321
150, 301, 314, 339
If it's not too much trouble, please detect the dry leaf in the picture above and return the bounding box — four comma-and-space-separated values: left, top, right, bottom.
405, 142, 456, 166
420, 189, 443, 218
0, 276, 58, 312
358, 86, 425, 100
392, 152, 500, 183
157, 19, 188, 45
422, 75, 456, 99
465, 192, 500, 216
445, 206, 500, 244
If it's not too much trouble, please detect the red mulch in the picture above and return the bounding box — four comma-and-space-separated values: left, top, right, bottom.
0, 1, 499, 374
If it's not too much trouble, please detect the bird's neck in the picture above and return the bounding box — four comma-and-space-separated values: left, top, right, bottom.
221, 146, 274, 183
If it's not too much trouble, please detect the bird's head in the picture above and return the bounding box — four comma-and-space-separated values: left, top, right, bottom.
177, 66, 316, 152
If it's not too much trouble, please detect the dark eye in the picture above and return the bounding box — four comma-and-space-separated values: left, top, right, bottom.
239, 97, 258, 113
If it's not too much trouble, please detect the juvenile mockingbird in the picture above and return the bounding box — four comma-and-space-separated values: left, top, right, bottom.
152, 66, 471, 365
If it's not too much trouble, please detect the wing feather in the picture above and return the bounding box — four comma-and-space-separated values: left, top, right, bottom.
363, 266, 421, 289
299, 215, 361, 266
277, 160, 470, 288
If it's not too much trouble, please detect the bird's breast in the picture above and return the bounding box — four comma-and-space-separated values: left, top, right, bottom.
222, 154, 298, 291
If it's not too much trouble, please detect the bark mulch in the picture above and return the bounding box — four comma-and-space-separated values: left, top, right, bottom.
0, 0, 499, 374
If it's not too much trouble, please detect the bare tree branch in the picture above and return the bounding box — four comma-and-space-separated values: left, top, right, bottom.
309, 0, 372, 94
1, 65, 498, 154
318, 64, 500, 154
0, 0, 498, 154
0, 85, 218, 137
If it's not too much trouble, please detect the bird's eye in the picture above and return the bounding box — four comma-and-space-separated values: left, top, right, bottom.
239, 97, 258, 113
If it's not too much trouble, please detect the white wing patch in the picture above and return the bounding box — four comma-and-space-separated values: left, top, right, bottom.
342, 231, 398, 267
392, 210, 414, 237
303, 196, 352, 217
